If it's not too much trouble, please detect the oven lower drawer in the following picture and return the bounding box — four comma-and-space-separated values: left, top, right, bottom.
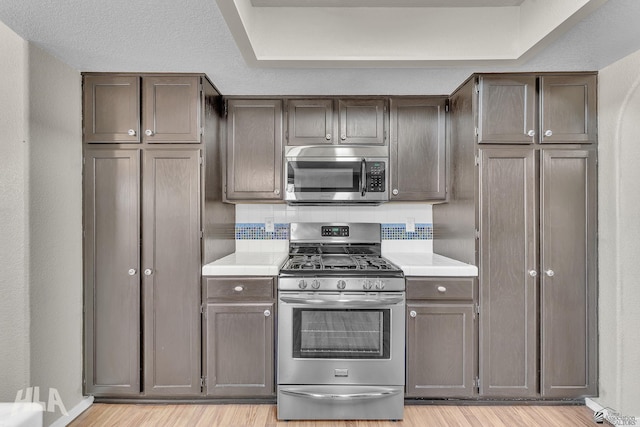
277, 385, 404, 420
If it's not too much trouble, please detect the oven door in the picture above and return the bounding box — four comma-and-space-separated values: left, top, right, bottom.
284, 158, 388, 203
277, 291, 405, 386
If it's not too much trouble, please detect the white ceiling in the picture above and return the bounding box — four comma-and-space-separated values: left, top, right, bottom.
221, 0, 605, 67
1, 0, 640, 95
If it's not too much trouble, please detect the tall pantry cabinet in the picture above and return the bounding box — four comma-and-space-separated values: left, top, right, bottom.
434, 73, 597, 399
82, 74, 229, 397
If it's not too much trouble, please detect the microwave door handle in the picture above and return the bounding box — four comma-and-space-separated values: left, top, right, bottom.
361, 158, 367, 197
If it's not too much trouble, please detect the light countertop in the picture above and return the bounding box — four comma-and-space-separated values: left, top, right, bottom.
202, 251, 288, 276
203, 250, 477, 277
383, 252, 478, 277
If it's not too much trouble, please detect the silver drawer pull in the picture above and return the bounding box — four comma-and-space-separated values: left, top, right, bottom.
264, 309, 271, 317
234, 285, 244, 292
409, 310, 417, 318
437, 286, 447, 293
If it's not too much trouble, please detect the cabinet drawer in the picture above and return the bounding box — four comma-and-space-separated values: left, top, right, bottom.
205, 277, 275, 300
406, 278, 474, 300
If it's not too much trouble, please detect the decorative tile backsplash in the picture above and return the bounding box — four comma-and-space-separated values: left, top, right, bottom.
235, 203, 434, 241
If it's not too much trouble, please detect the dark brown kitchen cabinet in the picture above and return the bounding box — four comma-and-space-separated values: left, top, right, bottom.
338, 98, 386, 145
142, 149, 202, 396
287, 99, 334, 145
434, 74, 597, 401
83, 149, 141, 395
540, 150, 597, 397
389, 98, 446, 200
478, 74, 596, 145
203, 277, 275, 397
406, 277, 476, 398
83, 148, 202, 397
477, 147, 597, 398
225, 99, 283, 201
83, 75, 201, 144
478, 148, 538, 397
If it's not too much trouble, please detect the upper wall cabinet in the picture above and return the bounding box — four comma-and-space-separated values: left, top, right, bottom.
83, 75, 202, 144
338, 99, 386, 145
225, 99, 284, 201
287, 99, 334, 145
389, 98, 447, 201
477, 74, 596, 144
286, 98, 387, 146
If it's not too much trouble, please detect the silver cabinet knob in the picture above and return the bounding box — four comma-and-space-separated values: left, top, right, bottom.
528, 270, 537, 277
544, 130, 553, 137
274, 189, 280, 195
409, 310, 417, 318
145, 129, 154, 136
545, 269, 555, 277
437, 286, 447, 293
234, 285, 244, 292
527, 130, 535, 137
392, 189, 399, 196
128, 129, 136, 136
341, 134, 347, 140
325, 133, 332, 140
128, 268, 137, 276
264, 309, 271, 317
144, 268, 153, 276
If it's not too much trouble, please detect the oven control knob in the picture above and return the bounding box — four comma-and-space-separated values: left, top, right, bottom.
337, 280, 346, 290
311, 279, 321, 290
374, 279, 385, 290
298, 280, 308, 290
363, 279, 373, 290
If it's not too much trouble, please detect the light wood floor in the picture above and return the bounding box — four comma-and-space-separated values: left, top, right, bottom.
70, 403, 596, 426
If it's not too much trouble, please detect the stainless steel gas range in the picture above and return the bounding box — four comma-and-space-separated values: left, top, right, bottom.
277, 223, 405, 421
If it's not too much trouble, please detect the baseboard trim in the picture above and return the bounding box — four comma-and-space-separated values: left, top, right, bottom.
585, 397, 603, 413
50, 396, 94, 427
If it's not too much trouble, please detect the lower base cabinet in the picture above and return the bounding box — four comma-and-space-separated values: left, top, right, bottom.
406, 277, 477, 398
203, 277, 275, 397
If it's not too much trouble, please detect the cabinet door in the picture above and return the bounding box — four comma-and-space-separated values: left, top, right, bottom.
206, 303, 275, 397
478, 76, 536, 144
540, 150, 597, 397
142, 149, 201, 396
142, 76, 201, 143
478, 148, 537, 397
389, 98, 446, 200
226, 99, 283, 200
338, 99, 386, 145
83, 149, 140, 395
287, 99, 333, 145
83, 75, 140, 143
406, 303, 475, 398
540, 75, 596, 144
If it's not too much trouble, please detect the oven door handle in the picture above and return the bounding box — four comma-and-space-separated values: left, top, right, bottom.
280, 388, 401, 401
279, 296, 404, 306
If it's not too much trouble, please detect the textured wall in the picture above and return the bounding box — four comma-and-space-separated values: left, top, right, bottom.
0, 21, 30, 402
27, 43, 83, 425
597, 47, 640, 417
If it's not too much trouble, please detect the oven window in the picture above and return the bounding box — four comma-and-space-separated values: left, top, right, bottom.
292, 308, 390, 359
288, 161, 360, 192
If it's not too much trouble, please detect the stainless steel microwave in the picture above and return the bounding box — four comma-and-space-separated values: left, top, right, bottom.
284, 146, 389, 204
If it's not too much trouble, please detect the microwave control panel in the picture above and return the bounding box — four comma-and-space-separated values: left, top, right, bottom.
366, 162, 386, 192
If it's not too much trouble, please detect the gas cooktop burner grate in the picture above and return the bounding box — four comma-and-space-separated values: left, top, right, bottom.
281, 254, 400, 272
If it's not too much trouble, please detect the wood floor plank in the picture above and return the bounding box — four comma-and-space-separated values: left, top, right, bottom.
69, 403, 595, 426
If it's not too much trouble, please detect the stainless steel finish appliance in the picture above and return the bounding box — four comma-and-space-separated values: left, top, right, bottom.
284, 146, 388, 204
277, 223, 405, 420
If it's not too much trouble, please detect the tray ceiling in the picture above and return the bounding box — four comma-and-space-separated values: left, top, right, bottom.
218, 0, 607, 67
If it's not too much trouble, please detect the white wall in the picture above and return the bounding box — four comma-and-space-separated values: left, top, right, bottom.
597, 47, 640, 417
0, 20, 30, 402
26, 44, 83, 425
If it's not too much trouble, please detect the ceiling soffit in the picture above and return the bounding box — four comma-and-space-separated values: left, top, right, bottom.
216, 0, 608, 67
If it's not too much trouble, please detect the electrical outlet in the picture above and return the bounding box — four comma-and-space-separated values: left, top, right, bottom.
406, 217, 415, 233
265, 218, 275, 233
